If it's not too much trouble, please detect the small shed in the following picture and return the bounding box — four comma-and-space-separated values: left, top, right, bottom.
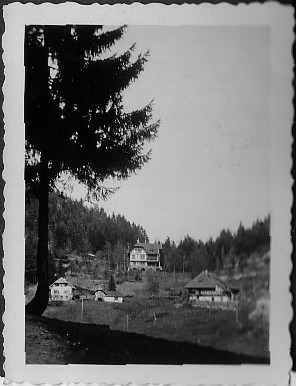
49, 277, 75, 301
103, 291, 124, 303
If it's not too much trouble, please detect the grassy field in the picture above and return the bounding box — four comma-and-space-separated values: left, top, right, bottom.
43, 291, 269, 359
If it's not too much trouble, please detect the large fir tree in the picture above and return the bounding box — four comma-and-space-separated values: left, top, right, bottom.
25, 25, 159, 314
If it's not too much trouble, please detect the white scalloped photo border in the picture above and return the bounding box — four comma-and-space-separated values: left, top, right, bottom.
2, 2, 294, 385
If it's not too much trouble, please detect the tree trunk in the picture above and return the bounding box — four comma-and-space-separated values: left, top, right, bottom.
26, 157, 49, 315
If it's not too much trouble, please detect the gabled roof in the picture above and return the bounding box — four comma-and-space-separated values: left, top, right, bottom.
132, 242, 160, 255
185, 270, 237, 293
49, 277, 76, 289
94, 286, 106, 292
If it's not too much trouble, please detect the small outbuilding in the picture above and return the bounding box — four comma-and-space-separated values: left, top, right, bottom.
103, 291, 124, 303
185, 270, 239, 304
49, 277, 75, 301
73, 286, 95, 300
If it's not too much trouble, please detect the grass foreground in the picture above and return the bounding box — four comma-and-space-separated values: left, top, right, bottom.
26, 313, 269, 365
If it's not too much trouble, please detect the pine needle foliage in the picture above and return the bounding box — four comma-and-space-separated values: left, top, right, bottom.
25, 25, 159, 199
25, 25, 159, 314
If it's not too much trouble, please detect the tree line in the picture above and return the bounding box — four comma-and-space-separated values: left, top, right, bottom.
161, 215, 270, 277
26, 190, 270, 283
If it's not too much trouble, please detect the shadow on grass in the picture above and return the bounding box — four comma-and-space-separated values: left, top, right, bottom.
26, 314, 270, 365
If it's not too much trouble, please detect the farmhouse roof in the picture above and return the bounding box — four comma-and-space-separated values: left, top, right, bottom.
185, 270, 236, 293
133, 242, 161, 255
49, 277, 76, 289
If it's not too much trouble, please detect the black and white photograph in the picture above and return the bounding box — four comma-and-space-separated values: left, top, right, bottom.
2, 2, 293, 385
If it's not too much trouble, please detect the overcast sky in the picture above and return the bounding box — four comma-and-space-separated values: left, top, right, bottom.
73, 25, 270, 243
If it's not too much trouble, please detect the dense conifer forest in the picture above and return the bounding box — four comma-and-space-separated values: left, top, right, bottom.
25, 192, 148, 283
161, 216, 270, 276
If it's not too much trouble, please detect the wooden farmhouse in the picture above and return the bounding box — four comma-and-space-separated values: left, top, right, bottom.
185, 270, 239, 304
129, 240, 162, 271
49, 277, 75, 301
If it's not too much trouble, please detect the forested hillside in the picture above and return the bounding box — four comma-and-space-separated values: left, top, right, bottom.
25, 193, 148, 283
161, 216, 270, 277
26, 192, 270, 283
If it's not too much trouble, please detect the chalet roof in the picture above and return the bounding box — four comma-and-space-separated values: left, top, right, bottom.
49, 277, 76, 289
185, 270, 237, 293
133, 242, 160, 255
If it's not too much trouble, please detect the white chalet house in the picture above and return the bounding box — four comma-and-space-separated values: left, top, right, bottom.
49, 277, 75, 301
129, 240, 162, 271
